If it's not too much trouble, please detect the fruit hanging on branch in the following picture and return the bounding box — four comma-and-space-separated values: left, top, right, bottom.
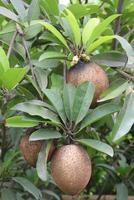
51, 144, 92, 195
67, 58, 109, 105
20, 134, 56, 167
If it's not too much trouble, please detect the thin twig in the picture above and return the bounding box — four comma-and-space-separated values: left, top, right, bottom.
1, 125, 7, 161
63, 61, 67, 83
7, 29, 18, 59
116, 69, 134, 82
112, 0, 124, 50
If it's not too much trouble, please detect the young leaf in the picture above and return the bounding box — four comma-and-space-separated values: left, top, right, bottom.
39, 51, 66, 61
116, 183, 128, 200
80, 103, 120, 131
34, 67, 48, 93
5, 116, 39, 127
0, 6, 18, 22
38, 21, 69, 49
36, 141, 52, 181
1, 68, 27, 90
63, 83, 76, 121
86, 35, 115, 54
12, 102, 60, 124
87, 14, 120, 45
62, 8, 81, 46
10, 0, 26, 20
112, 92, 134, 142
82, 18, 100, 45
0, 46, 10, 73
29, 128, 62, 141
77, 139, 114, 157
13, 177, 42, 200
44, 89, 66, 124
72, 82, 95, 125
99, 79, 129, 102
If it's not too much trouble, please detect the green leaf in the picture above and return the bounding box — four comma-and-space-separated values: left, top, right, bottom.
80, 103, 120, 131
2, 68, 27, 90
77, 139, 114, 157
39, 51, 66, 61
29, 128, 62, 141
62, 8, 81, 46
116, 183, 128, 200
12, 102, 60, 124
99, 79, 129, 102
5, 116, 39, 127
82, 18, 100, 45
1, 189, 16, 200
36, 141, 51, 181
63, 83, 76, 121
34, 67, 48, 93
86, 35, 115, 54
10, 0, 26, 20
51, 73, 64, 90
44, 89, 66, 124
72, 82, 95, 125
0, 6, 18, 22
38, 20, 69, 49
114, 35, 134, 66
87, 14, 120, 45
27, 0, 40, 23
13, 177, 42, 200
43, 190, 60, 200
0, 46, 10, 73
112, 92, 134, 142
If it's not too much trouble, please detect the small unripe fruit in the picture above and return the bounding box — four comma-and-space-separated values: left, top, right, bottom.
20, 135, 55, 167
51, 144, 91, 195
67, 61, 109, 105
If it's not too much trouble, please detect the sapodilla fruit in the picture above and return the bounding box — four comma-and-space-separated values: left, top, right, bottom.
51, 144, 91, 195
67, 61, 109, 104
20, 135, 55, 167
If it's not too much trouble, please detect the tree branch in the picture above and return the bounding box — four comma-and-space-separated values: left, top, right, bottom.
7, 29, 18, 59
116, 69, 134, 82
112, 0, 124, 50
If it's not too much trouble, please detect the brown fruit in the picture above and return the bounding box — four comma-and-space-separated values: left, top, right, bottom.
51, 144, 91, 195
67, 61, 109, 104
20, 135, 56, 167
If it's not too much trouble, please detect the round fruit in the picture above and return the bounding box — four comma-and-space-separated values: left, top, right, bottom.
67, 61, 109, 104
20, 135, 55, 167
51, 144, 91, 195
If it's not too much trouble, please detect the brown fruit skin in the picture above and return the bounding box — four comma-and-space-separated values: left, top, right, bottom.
51, 144, 92, 195
67, 61, 109, 104
20, 135, 56, 167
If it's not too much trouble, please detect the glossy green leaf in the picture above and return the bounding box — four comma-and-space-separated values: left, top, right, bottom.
82, 18, 100, 45
86, 35, 115, 53
0, 46, 10, 73
12, 102, 60, 124
63, 83, 76, 121
2, 68, 27, 90
6, 116, 39, 127
63, 8, 81, 46
77, 139, 114, 157
44, 89, 66, 124
29, 128, 62, 141
116, 183, 128, 200
39, 51, 66, 61
13, 177, 42, 199
10, 0, 26, 20
112, 92, 134, 142
99, 79, 129, 102
72, 82, 95, 125
36, 141, 51, 181
38, 21, 69, 49
80, 103, 120, 131
34, 67, 48, 93
87, 14, 120, 45
0, 6, 18, 22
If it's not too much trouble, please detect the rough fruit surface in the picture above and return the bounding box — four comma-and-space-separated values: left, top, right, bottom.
67, 61, 109, 104
51, 144, 91, 195
20, 134, 43, 167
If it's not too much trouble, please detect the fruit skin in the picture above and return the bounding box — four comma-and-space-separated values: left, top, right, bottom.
67, 61, 109, 104
20, 135, 56, 167
51, 144, 91, 195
